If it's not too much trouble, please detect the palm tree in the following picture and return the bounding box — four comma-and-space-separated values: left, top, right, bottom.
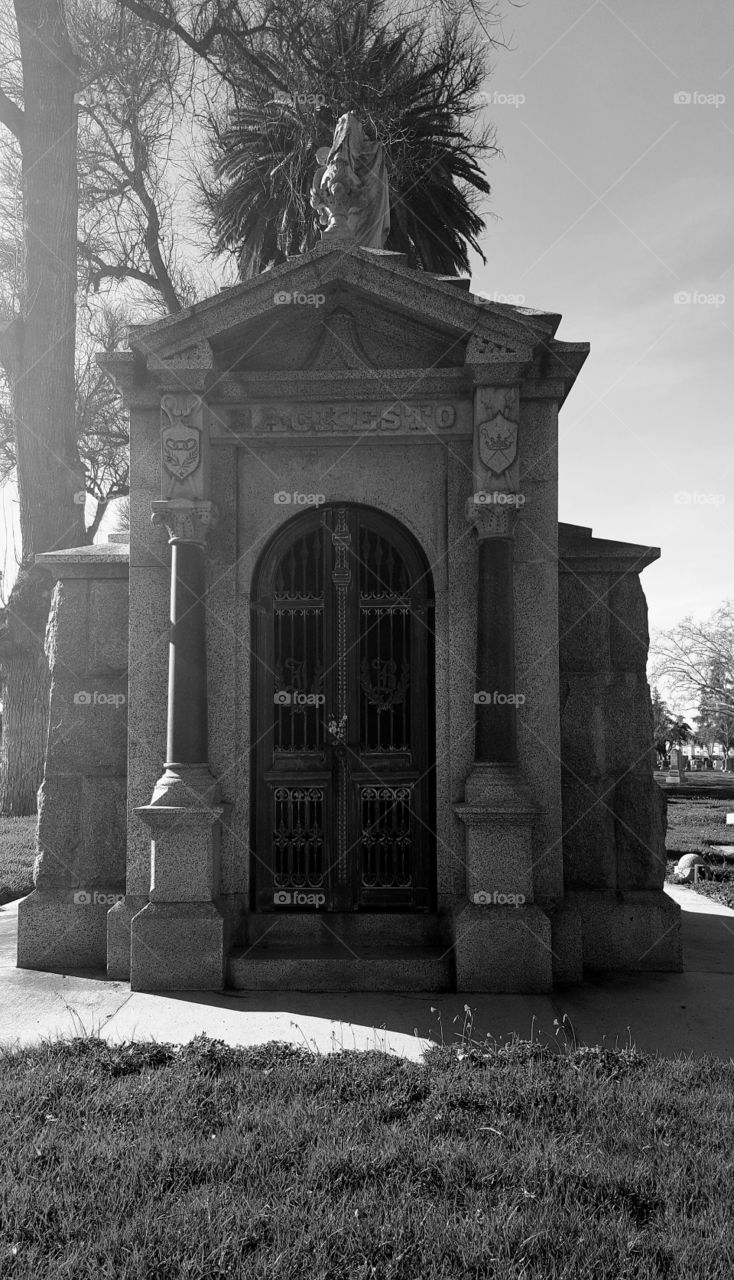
201, 0, 497, 277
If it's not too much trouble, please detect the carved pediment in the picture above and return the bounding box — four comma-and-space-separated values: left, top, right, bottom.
104, 245, 588, 403
304, 308, 376, 370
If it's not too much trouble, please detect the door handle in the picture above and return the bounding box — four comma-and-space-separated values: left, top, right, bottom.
326, 713, 348, 764
326, 712, 348, 742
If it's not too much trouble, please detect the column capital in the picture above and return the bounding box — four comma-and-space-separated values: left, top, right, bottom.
151, 499, 217, 546
465, 496, 520, 540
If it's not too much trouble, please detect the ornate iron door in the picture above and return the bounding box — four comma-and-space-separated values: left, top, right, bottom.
252, 504, 435, 912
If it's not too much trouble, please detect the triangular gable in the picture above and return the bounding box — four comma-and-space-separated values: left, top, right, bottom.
113, 243, 588, 400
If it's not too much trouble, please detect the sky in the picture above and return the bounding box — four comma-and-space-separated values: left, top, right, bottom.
468, 0, 733, 635
2, 0, 732, 650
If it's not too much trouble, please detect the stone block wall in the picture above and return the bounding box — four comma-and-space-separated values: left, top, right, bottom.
557, 524, 681, 971
17, 543, 129, 971
16, 523, 682, 983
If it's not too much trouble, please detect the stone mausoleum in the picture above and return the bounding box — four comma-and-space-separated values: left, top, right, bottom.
16, 153, 682, 990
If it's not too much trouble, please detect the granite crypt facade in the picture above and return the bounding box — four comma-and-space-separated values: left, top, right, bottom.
17, 241, 682, 991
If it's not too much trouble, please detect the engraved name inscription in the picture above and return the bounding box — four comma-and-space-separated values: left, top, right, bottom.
223, 400, 464, 436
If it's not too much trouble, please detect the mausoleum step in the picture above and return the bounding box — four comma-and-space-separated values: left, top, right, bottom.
227, 945, 453, 992
243, 912, 448, 950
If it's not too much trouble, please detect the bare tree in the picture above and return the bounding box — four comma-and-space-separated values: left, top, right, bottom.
0, 0, 84, 814
73, 0, 196, 312
0, 303, 130, 542
650, 603, 734, 771
650, 604, 734, 718
0, 0, 191, 813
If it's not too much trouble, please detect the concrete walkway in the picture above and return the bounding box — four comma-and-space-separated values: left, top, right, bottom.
1, 886, 733, 1060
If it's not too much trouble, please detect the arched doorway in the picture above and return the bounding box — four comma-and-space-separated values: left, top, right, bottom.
251, 503, 436, 912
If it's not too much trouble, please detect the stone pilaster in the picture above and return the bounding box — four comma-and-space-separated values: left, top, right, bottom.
453, 386, 553, 992
128, 399, 227, 992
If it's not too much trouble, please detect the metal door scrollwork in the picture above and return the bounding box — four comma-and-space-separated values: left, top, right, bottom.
252, 503, 435, 911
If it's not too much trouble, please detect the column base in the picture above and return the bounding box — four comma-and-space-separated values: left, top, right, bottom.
130, 901, 226, 991
545, 898, 584, 985
568, 888, 683, 971
455, 764, 539, 903
136, 803, 222, 902
149, 763, 220, 808
107, 894, 148, 980
17, 888, 117, 972
453, 902, 553, 992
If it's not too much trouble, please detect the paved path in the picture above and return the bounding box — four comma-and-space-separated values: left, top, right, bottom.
1, 887, 733, 1060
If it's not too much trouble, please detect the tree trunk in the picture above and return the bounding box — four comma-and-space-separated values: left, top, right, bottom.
0, 0, 85, 814
0, 563, 53, 813
0, 637, 49, 814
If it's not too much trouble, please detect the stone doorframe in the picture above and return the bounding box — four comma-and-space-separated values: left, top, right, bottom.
249, 501, 437, 915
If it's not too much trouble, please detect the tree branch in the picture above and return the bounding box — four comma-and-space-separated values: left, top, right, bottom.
118, 0, 223, 60
85, 496, 108, 542
78, 244, 162, 293
117, 0, 277, 85
127, 119, 182, 313
0, 86, 24, 141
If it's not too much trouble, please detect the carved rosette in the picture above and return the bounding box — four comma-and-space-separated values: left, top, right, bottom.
151, 499, 218, 546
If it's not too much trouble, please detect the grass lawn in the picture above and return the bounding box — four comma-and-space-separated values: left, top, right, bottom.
665, 796, 734, 856
1, 1032, 733, 1279
0, 815, 36, 904
664, 796, 734, 910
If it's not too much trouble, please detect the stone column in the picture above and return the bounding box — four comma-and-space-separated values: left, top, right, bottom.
148, 500, 218, 808
453, 385, 553, 992
129, 392, 226, 991
474, 522, 517, 765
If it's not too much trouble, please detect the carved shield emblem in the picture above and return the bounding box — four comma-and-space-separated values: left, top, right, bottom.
162, 426, 200, 480
477, 414, 518, 475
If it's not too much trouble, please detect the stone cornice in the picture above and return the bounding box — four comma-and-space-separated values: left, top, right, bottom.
520, 379, 569, 402
97, 248, 589, 408
558, 524, 660, 574
208, 366, 473, 400
36, 544, 129, 580
124, 246, 541, 356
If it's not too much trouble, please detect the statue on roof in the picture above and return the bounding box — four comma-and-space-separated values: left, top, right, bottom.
310, 112, 391, 250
